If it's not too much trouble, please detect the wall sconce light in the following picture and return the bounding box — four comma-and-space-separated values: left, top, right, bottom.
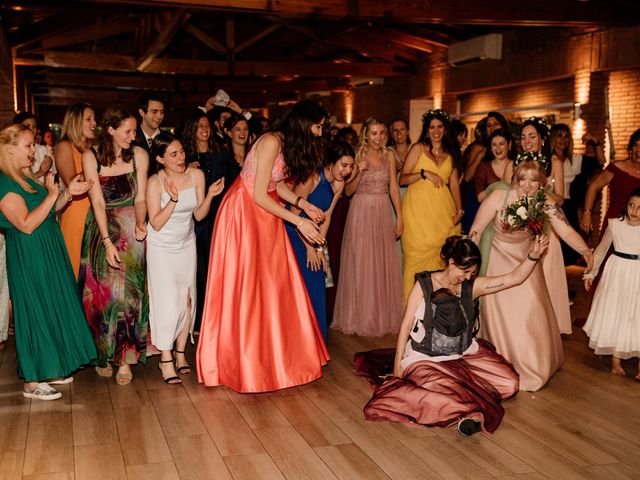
573, 102, 582, 120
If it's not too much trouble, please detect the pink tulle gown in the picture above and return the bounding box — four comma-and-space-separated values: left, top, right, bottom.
196, 137, 330, 393
332, 154, 403, 336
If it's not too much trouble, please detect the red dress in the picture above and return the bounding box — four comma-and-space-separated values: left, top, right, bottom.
601, 163, 640, 237
196, 137, 329, 393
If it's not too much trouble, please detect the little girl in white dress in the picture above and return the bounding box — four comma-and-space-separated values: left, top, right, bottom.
583, 188, 640, 379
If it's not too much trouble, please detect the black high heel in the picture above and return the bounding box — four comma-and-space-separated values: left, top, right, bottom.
159, 359, 181, 384
174, 349, 191, 375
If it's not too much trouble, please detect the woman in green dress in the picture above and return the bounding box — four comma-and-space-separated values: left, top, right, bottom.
0, 123, 96, 400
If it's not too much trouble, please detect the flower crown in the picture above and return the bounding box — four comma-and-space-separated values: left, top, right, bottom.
423, 108, 450, 123
527, 116, 547, 128
514, 151, 550, 174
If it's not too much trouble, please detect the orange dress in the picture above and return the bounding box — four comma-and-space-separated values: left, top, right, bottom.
58, 144, 90, 278
196, 137, 330, 393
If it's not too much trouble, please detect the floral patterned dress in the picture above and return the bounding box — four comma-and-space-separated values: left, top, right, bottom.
79, 163, 151, 367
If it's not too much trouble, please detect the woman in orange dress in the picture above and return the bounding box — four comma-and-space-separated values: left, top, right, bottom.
55, 103, 97, 278
196, 100, 330, 393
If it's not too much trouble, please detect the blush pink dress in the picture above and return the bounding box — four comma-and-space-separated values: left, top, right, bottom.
479, 190, 564, 391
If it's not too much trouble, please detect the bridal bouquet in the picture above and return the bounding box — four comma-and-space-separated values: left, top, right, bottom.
502, 188, 549, 237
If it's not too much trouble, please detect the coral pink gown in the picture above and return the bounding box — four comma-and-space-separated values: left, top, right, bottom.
196, 137, 330, 393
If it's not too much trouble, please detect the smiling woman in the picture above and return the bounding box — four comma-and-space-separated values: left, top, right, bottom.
78, 105, 152, 386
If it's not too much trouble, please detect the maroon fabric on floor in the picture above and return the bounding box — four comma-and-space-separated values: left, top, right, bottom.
325, 195, 350, 323
354, 340, 519, 433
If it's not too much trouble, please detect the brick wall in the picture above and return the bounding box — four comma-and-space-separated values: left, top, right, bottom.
608, 70, 640, 158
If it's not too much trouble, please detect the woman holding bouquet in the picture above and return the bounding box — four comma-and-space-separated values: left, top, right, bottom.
469, 158, 592, 391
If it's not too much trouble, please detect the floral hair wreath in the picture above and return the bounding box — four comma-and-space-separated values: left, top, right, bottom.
527, 116, 548, 128
514, 151, 551, 174
423, 108, 450, 123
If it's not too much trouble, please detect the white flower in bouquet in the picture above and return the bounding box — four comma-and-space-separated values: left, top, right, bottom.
516, 206, 528, 220
507, 215, 518, 228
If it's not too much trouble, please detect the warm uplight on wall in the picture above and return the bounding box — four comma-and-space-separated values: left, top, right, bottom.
344, 91, 354, 125
574, 70, 591, 105
434, 93, 443, 109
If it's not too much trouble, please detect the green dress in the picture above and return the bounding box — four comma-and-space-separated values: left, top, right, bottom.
0, 175, 96, 382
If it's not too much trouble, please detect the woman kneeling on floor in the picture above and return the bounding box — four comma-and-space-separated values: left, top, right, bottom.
355, 235, 548, 436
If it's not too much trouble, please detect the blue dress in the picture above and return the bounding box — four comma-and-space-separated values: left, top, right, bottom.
286, 170, 334, 343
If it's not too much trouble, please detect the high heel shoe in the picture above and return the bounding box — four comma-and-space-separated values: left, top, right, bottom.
159, 359, 181, 384
173, 349, 191, 375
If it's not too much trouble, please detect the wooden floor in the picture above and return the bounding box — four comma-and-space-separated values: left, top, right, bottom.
1, 267, 640, 480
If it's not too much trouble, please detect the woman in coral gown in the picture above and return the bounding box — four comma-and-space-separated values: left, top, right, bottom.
470, 159, 592, 391
400, 109, 462, 297
196, 100, 330, 393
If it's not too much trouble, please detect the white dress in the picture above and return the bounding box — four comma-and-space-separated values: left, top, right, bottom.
147, 173, 198, 351
583, 218, 640, 358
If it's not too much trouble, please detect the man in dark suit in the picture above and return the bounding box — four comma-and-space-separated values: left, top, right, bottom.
135, 93, 165, 176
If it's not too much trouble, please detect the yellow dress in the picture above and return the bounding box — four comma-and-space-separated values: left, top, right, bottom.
401, 151, 460, 296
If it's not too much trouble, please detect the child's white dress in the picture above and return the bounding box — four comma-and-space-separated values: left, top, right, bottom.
583, 218, 640, 358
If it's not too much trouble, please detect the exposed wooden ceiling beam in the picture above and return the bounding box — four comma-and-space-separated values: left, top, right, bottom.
75, 0, 635, 27
184, 24, 226, 55
136, 9, 191, 71
17, 50, 409, 77
371, 27, 443, 53
38, 15, 138, 50
9, 9, 98, 50
234, 23, 282, 55
37, 70, 348, 94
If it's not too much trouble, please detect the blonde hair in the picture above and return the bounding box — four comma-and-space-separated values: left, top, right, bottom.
60, 103, 94, 151
0, 123, 39, 193
511, 159, 547, 186
356, 117, 390, 161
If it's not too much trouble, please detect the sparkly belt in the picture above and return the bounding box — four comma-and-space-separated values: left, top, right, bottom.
613, 250, 640, 260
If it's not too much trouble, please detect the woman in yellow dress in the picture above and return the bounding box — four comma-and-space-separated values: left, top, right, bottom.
400, 109, 463, 297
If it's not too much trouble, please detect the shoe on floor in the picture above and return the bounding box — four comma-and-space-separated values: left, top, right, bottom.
457, 418, 482, 437
49, 377, 74, 385
23, 383, 62, 401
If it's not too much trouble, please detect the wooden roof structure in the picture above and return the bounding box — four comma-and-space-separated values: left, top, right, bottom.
2, 0, 639, 118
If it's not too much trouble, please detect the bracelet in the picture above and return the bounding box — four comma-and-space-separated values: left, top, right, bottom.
294, 196, 302, 208
527, 254, 540, 262
101, 235, 110, 241
420, 168, 426, 180
169, 197, 178, 203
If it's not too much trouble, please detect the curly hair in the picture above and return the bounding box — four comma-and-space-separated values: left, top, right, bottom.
180, 111, 219, 160
95, 105, 137, 167
277, 100, 326, 183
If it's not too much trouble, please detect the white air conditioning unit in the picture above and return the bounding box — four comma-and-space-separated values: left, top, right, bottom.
448, 33, 502, 67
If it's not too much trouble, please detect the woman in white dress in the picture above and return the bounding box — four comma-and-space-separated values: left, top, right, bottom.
583, 188, 640, 380
146, 133, 224, 384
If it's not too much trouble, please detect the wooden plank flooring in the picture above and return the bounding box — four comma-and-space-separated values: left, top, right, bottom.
1, 267, 639, 480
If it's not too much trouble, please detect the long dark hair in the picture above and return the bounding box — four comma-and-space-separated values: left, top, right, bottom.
151, 131, 180, 170
483, 128, 512, 162
626, 128, 640, 152
418, 109, 460, 167
277, 100, 326, 183
223, 113, 250, 160
180, 111, 219, 159
619, 187, 640, 220
440, 235, 482, 269
324, 141, 355, 167
521, 117, 550, 158
95, 105, 136, 167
